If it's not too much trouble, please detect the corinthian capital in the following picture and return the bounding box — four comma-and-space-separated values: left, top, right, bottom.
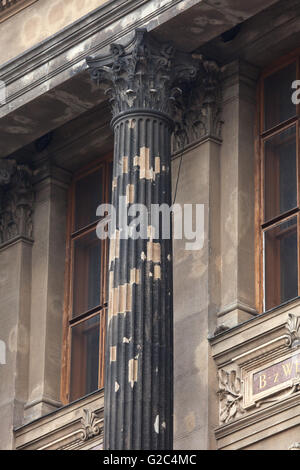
0, 162, 34, 246
0, 159, 16, 187
86, 28, 199, 120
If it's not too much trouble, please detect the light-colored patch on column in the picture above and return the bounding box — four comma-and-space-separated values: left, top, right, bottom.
110, 346, 117, 362
154, 265, 161, 280
122, 156, 129, 174
130, 268, 140, 285
147, 225, 156, 240
141, 251, 147, 261
123, 337, 132, 344
128, 358, 138, 388
154, 415, 160, 434
115, 382, 120, 392
112, 177, 117, 189
147, 241, 161, 263
155, 156, 161, 174
110, 283, 133, 318
109, 229, 120, 263
134, 147, 155, 180
167, 254, 172, 261
128, 119, 136, 129
126, 184, 135, 204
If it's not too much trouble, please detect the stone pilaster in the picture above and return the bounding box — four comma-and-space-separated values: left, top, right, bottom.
87, 28, 200, 450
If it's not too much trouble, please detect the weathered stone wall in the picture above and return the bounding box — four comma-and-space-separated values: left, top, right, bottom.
172, 139, 221, 449
0, 0, 108, 66
0, 240, 32, 449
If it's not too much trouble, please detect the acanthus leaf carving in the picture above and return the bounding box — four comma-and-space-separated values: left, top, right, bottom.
0, 161, 34, 245
289, 442, 300, 450
172, 56, 224, 152
218, 369, 245, 424
80, 408, 102, 442
286, 313, 300, 349
86, 28, 200, 122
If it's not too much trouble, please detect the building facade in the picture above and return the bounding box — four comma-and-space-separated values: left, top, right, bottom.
1, 0, 300, 450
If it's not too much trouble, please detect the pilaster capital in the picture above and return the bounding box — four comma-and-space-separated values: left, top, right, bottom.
0, 160, 34, 246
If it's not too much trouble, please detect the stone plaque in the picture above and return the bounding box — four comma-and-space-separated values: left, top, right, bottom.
253, 352, 300, 396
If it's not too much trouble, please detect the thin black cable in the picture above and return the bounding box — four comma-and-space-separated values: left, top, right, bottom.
173, 146, 184, 205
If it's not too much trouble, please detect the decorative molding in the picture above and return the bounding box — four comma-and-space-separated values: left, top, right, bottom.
39, 408, 103, 450
87, 28, 199, 121
80, 408, 102, 442
218, 369, 245, 424
0, 0, 38, 24
87, 28, 223, 154
172, 56, 223, 153
0, 160, 34, 245
15, 390, 104, 450
289, 442, 300, 450
286, 313, 300, 349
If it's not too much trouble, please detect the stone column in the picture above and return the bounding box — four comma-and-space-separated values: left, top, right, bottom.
87, 29, 199, 450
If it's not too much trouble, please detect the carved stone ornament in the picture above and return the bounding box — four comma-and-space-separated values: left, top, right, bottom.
80, 408, 102, 442
218, 369, 245, 424
289, 442, 300, 450
286, 313, 300, 349
172, 55, 223, 152
0, 160, 34, 245
87, 28, 199, 122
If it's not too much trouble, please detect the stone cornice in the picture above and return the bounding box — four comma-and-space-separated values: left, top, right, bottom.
0, 0, 200, 115
0, 0, 38, 23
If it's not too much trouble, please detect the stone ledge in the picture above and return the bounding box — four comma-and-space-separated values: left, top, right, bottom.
14, 389, 104, 450
215, 393, 300, 450
210, 299, 300, 449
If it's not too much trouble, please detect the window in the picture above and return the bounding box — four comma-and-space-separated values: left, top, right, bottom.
61, 156, 112, 403
257, 53, 300, 312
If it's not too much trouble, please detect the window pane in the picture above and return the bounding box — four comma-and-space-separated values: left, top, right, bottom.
72, 230, 101, 317
264, 126, 297, 221
264, 217, 298, 310
264, 62, 296, 130
69, 315, 100, 402
74, 168, 103, 231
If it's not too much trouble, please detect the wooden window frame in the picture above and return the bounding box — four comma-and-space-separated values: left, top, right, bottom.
61, 153, 112, 405
256, 49, 300, 313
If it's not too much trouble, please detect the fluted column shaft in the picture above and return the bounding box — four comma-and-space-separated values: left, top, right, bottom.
106, 111, 173, 449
